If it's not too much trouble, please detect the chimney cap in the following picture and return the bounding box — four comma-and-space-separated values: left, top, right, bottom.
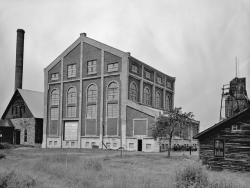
17, 29, 25, 33
80, 32, 87, 37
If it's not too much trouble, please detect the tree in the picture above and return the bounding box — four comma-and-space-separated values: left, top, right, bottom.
152, 107, 194, 157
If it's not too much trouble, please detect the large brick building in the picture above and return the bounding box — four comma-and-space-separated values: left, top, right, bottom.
42, 33, 198, 152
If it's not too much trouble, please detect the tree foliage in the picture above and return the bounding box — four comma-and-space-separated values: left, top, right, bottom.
152, 107, 194, 157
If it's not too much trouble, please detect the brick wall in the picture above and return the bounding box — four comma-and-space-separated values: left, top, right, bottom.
82, 43, 101, 77
126, 106, 155, 137
63, 44, 81, 80
48, 61, 61, 82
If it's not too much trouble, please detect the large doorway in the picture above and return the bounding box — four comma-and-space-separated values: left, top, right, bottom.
138, 139, 142, 151
15, 130, 21, 145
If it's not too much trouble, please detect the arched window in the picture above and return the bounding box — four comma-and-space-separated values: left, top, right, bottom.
155, 91, 161, 108
87, 84, 97, 103
67, 87, 77, 104
67, 87, 77, 117
86, 84, 97, 119
129, 82, 138, 102
107, 82, 118, 101
143, 87, 151, 105
51, 89, 59, 105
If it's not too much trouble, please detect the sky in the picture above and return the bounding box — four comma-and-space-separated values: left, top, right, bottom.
0, 0, 250, 131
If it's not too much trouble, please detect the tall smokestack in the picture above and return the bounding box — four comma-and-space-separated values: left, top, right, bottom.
14, 29, 25, 91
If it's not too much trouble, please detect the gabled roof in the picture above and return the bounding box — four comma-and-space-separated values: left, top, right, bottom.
193, 107, 250, 139
1, 89, 44, 119
17, 89, 44, 118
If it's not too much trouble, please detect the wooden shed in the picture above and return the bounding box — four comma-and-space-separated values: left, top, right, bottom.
194, 106, 250, 171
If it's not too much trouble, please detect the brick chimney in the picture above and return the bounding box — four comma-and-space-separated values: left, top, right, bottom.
14, 29, 25, 91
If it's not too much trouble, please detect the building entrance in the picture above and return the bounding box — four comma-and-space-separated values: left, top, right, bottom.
138, 139, 142, 151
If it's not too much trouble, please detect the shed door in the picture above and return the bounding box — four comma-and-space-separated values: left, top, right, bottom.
15, 130, 20, 145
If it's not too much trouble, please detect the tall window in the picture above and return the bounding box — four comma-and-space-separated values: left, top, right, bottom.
86, 84, 97, 119
166, 95, 172, 111
155, 91, 161, 108
87, 84, 97, 103
129, 82, 138, 102
51, 89, 59, 105
143, 87, 151, 105
107, 82, 119, 117
24, 129, 27, 142
67, 87, 77, 117
107, 82, 119, 101
214, 139, 224, 157
67, 64, 76, 78
67, 87, 77, 104
87, 60, 97, 74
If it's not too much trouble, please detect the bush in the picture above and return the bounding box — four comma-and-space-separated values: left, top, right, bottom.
0, 153, 5, 159
0, 171, 36, 188
83, 158, 103, 171
175, 162, 208, 188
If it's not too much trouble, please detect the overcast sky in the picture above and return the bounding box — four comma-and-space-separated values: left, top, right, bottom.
0, 0, 250, 131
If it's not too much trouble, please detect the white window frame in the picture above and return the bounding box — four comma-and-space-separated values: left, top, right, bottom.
232, 124, 241, 132
87, 60, 97, 75
51, 73, 59, 81
107, 62, 119, 72
67, 64, 76, 78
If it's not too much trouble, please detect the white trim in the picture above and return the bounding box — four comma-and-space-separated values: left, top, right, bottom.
133, 118, 148, 137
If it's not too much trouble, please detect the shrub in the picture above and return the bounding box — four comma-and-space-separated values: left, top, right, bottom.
0, 154, 5, 160
83, 158, 103, 171
0, 171, 36, 188
175, 162, 208, 188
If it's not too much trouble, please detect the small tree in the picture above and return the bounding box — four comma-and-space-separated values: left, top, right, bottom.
152, 107, 194, 157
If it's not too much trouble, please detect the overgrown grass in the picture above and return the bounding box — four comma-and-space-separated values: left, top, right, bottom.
0, 171, 37, 188
0, 149, 249, 188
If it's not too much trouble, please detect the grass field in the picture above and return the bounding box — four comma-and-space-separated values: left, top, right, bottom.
0, 147, 250, 188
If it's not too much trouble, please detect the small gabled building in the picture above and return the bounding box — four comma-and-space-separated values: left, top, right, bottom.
1, 89, 43, 145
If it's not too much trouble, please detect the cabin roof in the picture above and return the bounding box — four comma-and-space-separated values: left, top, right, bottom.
193, 107, 250, 139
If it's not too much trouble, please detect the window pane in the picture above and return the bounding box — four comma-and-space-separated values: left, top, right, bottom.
107, 82, 118, 101
67, 106, 77, 117
51, 89, 59, 105
129, 82, 137, 101
87, 60, 97, 74
87, 85, 97, 102
87, 105, 97, 119
107, 103, 118, 118
51, 107, 59, 120
155, 92, 161, 108
67, 87, 77, 104
108, 62, 118, 72
143, 87, 151, 105
68, 64, 76, 78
